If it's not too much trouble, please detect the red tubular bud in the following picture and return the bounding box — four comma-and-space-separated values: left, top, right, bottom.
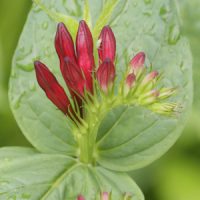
34, 61, 71, 114
97, 58, 116, 93
126, 73, 136, 89
130, 52, 145, 72
77, 195, 85, 200
101, 192, 110, 200
98, 26, 116, 63
62, 57, 86, 98
55, 23, 76, 65
76, 20, 95, 93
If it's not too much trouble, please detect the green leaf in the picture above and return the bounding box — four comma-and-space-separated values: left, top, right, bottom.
92, 0, 120, 40
83, 0, 92, 28
94, 0, 193, 171
32, 0, 79, 38
0, 147, 37, 165
177, 0, 200, 134
0, 148, 144, 200
9, 1, 81, 155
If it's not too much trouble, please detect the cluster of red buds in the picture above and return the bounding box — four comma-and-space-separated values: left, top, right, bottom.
34, 20, 117, 119
77, 192, 132, 200
34, 20, 178, 122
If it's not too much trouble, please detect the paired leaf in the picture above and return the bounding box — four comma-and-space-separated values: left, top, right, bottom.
95, 0, 192, 171
0, 147, 144, 200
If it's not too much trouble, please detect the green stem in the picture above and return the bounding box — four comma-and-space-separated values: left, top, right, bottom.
77, 96, 120, 164
78, 133, 94, 164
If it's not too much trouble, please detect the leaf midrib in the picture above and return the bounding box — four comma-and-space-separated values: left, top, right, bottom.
40, 163, 81, 200
97, 107, 129, 145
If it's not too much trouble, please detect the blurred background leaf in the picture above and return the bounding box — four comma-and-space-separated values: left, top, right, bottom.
0, 0, 31, 146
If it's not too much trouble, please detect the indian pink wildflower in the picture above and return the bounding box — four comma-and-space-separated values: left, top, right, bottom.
34, 20, 177, 122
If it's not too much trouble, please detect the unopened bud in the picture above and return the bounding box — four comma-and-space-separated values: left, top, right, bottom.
143, 71, 159, 84
77, 195, 85, 200
159, 88, 177, 100
149, 102, 179, 115
97, 58, 116, 93
126, 73, 136, 89
76, 20, 95, 93
34, 61, 71, 115
130, 52, 145, 74
101, 192, 110, 200
55, 22, 76, 65
98, 26, 116, 63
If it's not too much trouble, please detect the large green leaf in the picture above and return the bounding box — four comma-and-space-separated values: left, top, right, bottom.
9, 0, 192, 171
0, 148, 143, 200
9, 0, 80, 155
95, 0, 193, 171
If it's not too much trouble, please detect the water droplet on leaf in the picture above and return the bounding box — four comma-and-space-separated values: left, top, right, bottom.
42, 22, 48, 30
144, 0, 151, 4
16, 47, 34, 72
11, 71, 17, 78
29, 82, 36, 91
21, 193, 31, 199
133, 2, 138, 7
143, 10, 152, 16
7, 195, 17, 200
160, 4, 170, 22
13, 92, 26, 109
33, 4, 41, 13
18, 64, 34, 72
180, 61, 185, 72
168, 24, 180, 45
0, 180, 9, 186
19, 46, 25, 53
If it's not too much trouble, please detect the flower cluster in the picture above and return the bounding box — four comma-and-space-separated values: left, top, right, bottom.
34, 21, 117, 119
34, 20, 177, 123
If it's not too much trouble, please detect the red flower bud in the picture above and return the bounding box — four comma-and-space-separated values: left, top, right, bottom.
62, 57, 86, 98
126, 73, 136, 89
130, 52, 145, 72
97, 58, 116, 93
76, 20, 95, 93
55, 22, 76, 65
143, 70, 159, 84
34, 61, 71, 114
77, 195, 85, 200
101, 192, 109, 200
98, 26, 116, 63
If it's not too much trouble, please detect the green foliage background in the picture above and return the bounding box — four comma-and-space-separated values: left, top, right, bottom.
0, 0, 199, 199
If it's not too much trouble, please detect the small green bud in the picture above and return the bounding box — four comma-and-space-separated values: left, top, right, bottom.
159, 87, 177, 100
139, 89, 160, 105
